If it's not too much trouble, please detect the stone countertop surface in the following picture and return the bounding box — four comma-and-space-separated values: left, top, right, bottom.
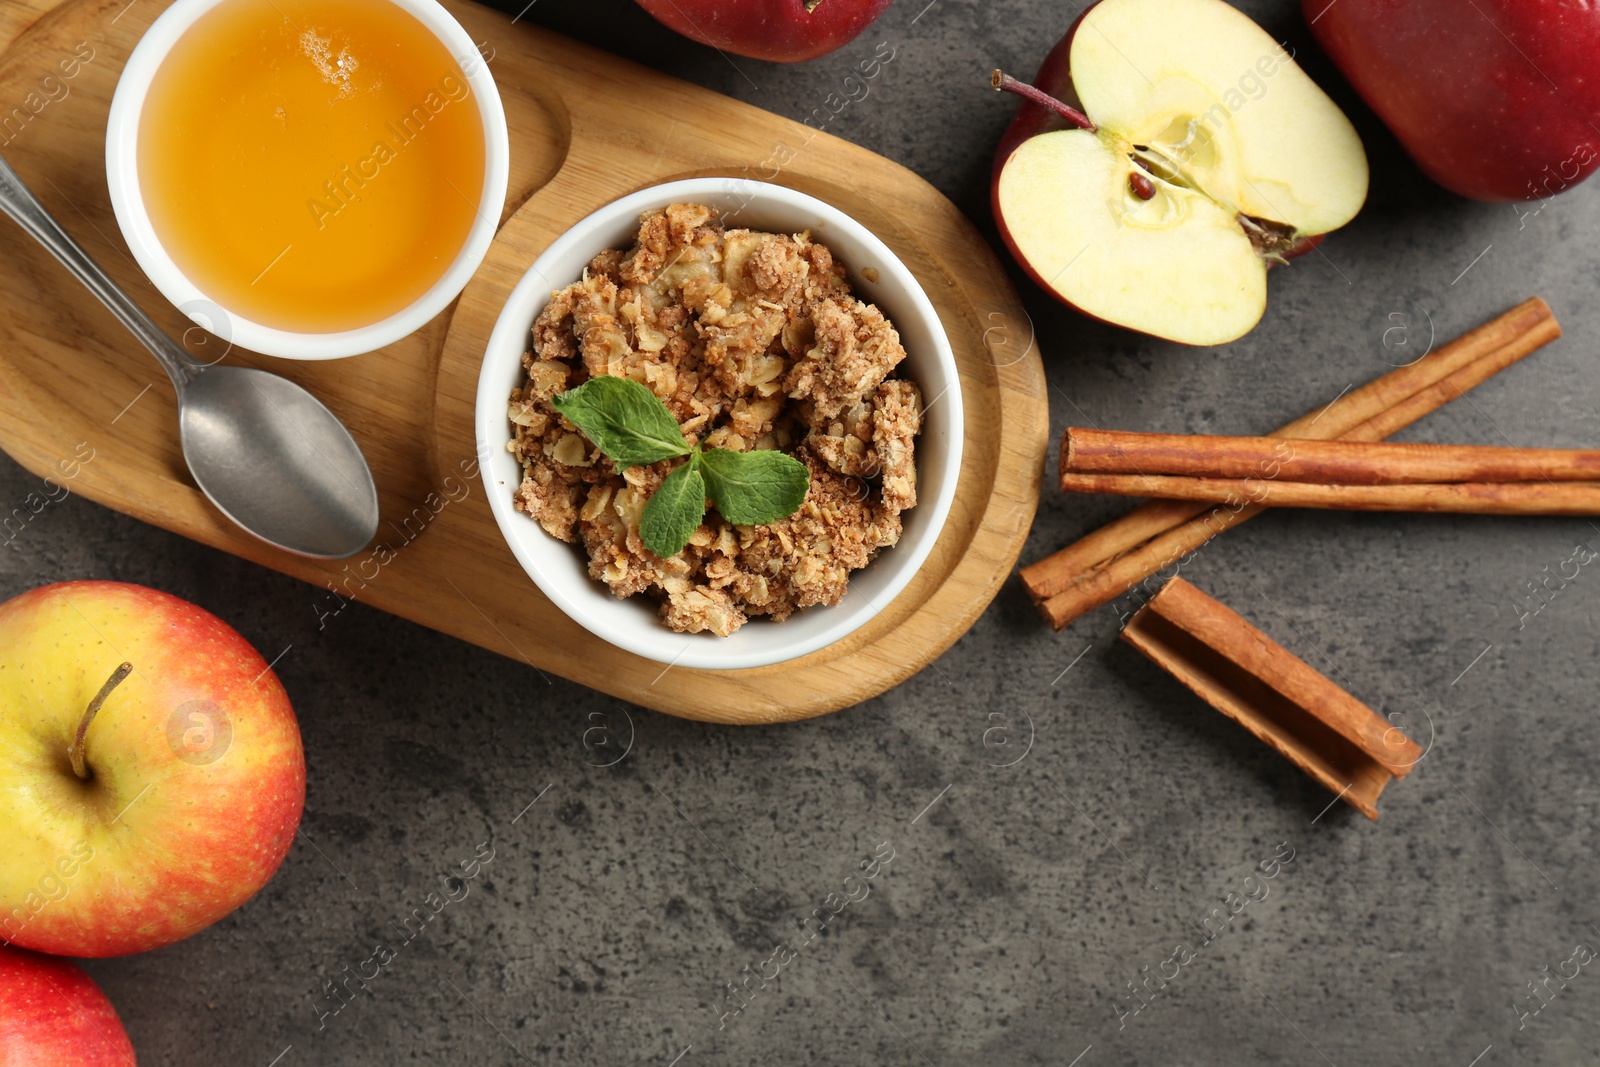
5, 0, 1598, 1063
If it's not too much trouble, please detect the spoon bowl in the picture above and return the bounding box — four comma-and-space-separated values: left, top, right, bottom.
0, 155, 379, 558
181, 367, 379, 558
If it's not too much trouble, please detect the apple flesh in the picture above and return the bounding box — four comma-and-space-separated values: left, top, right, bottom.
0, 581, 305, 957
0, 946, 136, 1065
634, 0, 892, 63
992, 0, 1368, 346
1304, 0, 1600, 202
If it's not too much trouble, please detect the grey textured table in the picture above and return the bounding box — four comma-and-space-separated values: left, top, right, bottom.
9, 0, 1599, 1063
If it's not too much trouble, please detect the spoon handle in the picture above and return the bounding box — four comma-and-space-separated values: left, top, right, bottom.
0, 154, 191, 393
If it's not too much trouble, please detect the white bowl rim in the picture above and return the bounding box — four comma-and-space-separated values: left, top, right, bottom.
474, 178, 965, 671
104, 0, 511, 361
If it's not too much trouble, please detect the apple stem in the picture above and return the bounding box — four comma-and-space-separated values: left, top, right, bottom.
990, 69, 1096, 133
1237, 212, 1300, 262
68, 662, 132, 781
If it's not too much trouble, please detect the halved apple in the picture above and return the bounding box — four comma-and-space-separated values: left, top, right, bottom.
992, 0, 1368, 346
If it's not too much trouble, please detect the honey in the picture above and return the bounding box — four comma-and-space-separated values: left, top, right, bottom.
138, 0, 486, 334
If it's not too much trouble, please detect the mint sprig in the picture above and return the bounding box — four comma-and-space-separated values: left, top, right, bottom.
640, 456, 707, 560
700, 448, 810, 526
550, 375, 691, 469
550, 376, 810, 559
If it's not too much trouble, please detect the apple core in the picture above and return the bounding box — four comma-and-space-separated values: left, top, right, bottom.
992, 0, 1369, 345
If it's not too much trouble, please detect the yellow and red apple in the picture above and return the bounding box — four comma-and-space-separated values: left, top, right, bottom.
0, 945, 136, 1064
990, 0, 1369, 346
0, 581, 304, 957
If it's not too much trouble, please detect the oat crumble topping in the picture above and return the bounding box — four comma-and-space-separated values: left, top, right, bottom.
508, 202, 923, 637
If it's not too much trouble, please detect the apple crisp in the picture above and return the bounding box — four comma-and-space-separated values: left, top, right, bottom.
507, 202, 923, 637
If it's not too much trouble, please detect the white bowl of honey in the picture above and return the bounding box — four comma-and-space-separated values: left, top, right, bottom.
106, 0, 510, 360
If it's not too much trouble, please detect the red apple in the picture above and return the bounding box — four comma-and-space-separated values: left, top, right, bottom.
635, 0, 892, 63
0, 581, 305, 957
0, 946, 136, 1065
1305, 0, 1600, 202
990, 0, 1368, 346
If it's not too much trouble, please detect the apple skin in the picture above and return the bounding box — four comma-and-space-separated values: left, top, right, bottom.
634, 0, 892, 63
0, 581, 305, 957
991, 20, 1085, 186
1304, 0, 1600, 201
991, 17, 1105, 325
0, 946, 137, 1065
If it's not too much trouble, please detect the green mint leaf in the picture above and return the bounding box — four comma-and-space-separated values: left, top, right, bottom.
640, 455, 707, 559
550, 376, 690, 470
700, 448, 810, 526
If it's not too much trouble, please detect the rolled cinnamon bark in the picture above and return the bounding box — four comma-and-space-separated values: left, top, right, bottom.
1021, 297, 1562, 630
1122, 577, 1422, 821
1062, 429, 1600, 486
1059, 472, 1600, 515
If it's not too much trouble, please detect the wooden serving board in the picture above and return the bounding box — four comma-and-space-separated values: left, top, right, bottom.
0, 0, 1048, 723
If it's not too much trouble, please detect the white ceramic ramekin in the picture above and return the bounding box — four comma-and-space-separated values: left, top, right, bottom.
476, 179, 964, 671
105, 0, 510, 360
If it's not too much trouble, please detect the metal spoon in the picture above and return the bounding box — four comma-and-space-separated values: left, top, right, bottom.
0, 155, 379, 559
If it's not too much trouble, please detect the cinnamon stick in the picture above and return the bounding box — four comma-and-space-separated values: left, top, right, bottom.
1042, 322, 1566, 628
1025, 298, 1557, 601
1121, 577, 1422, 821
1059, 473, 1600, 515
1021, 297, 1561, 629
1063, 429, 1600, 485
